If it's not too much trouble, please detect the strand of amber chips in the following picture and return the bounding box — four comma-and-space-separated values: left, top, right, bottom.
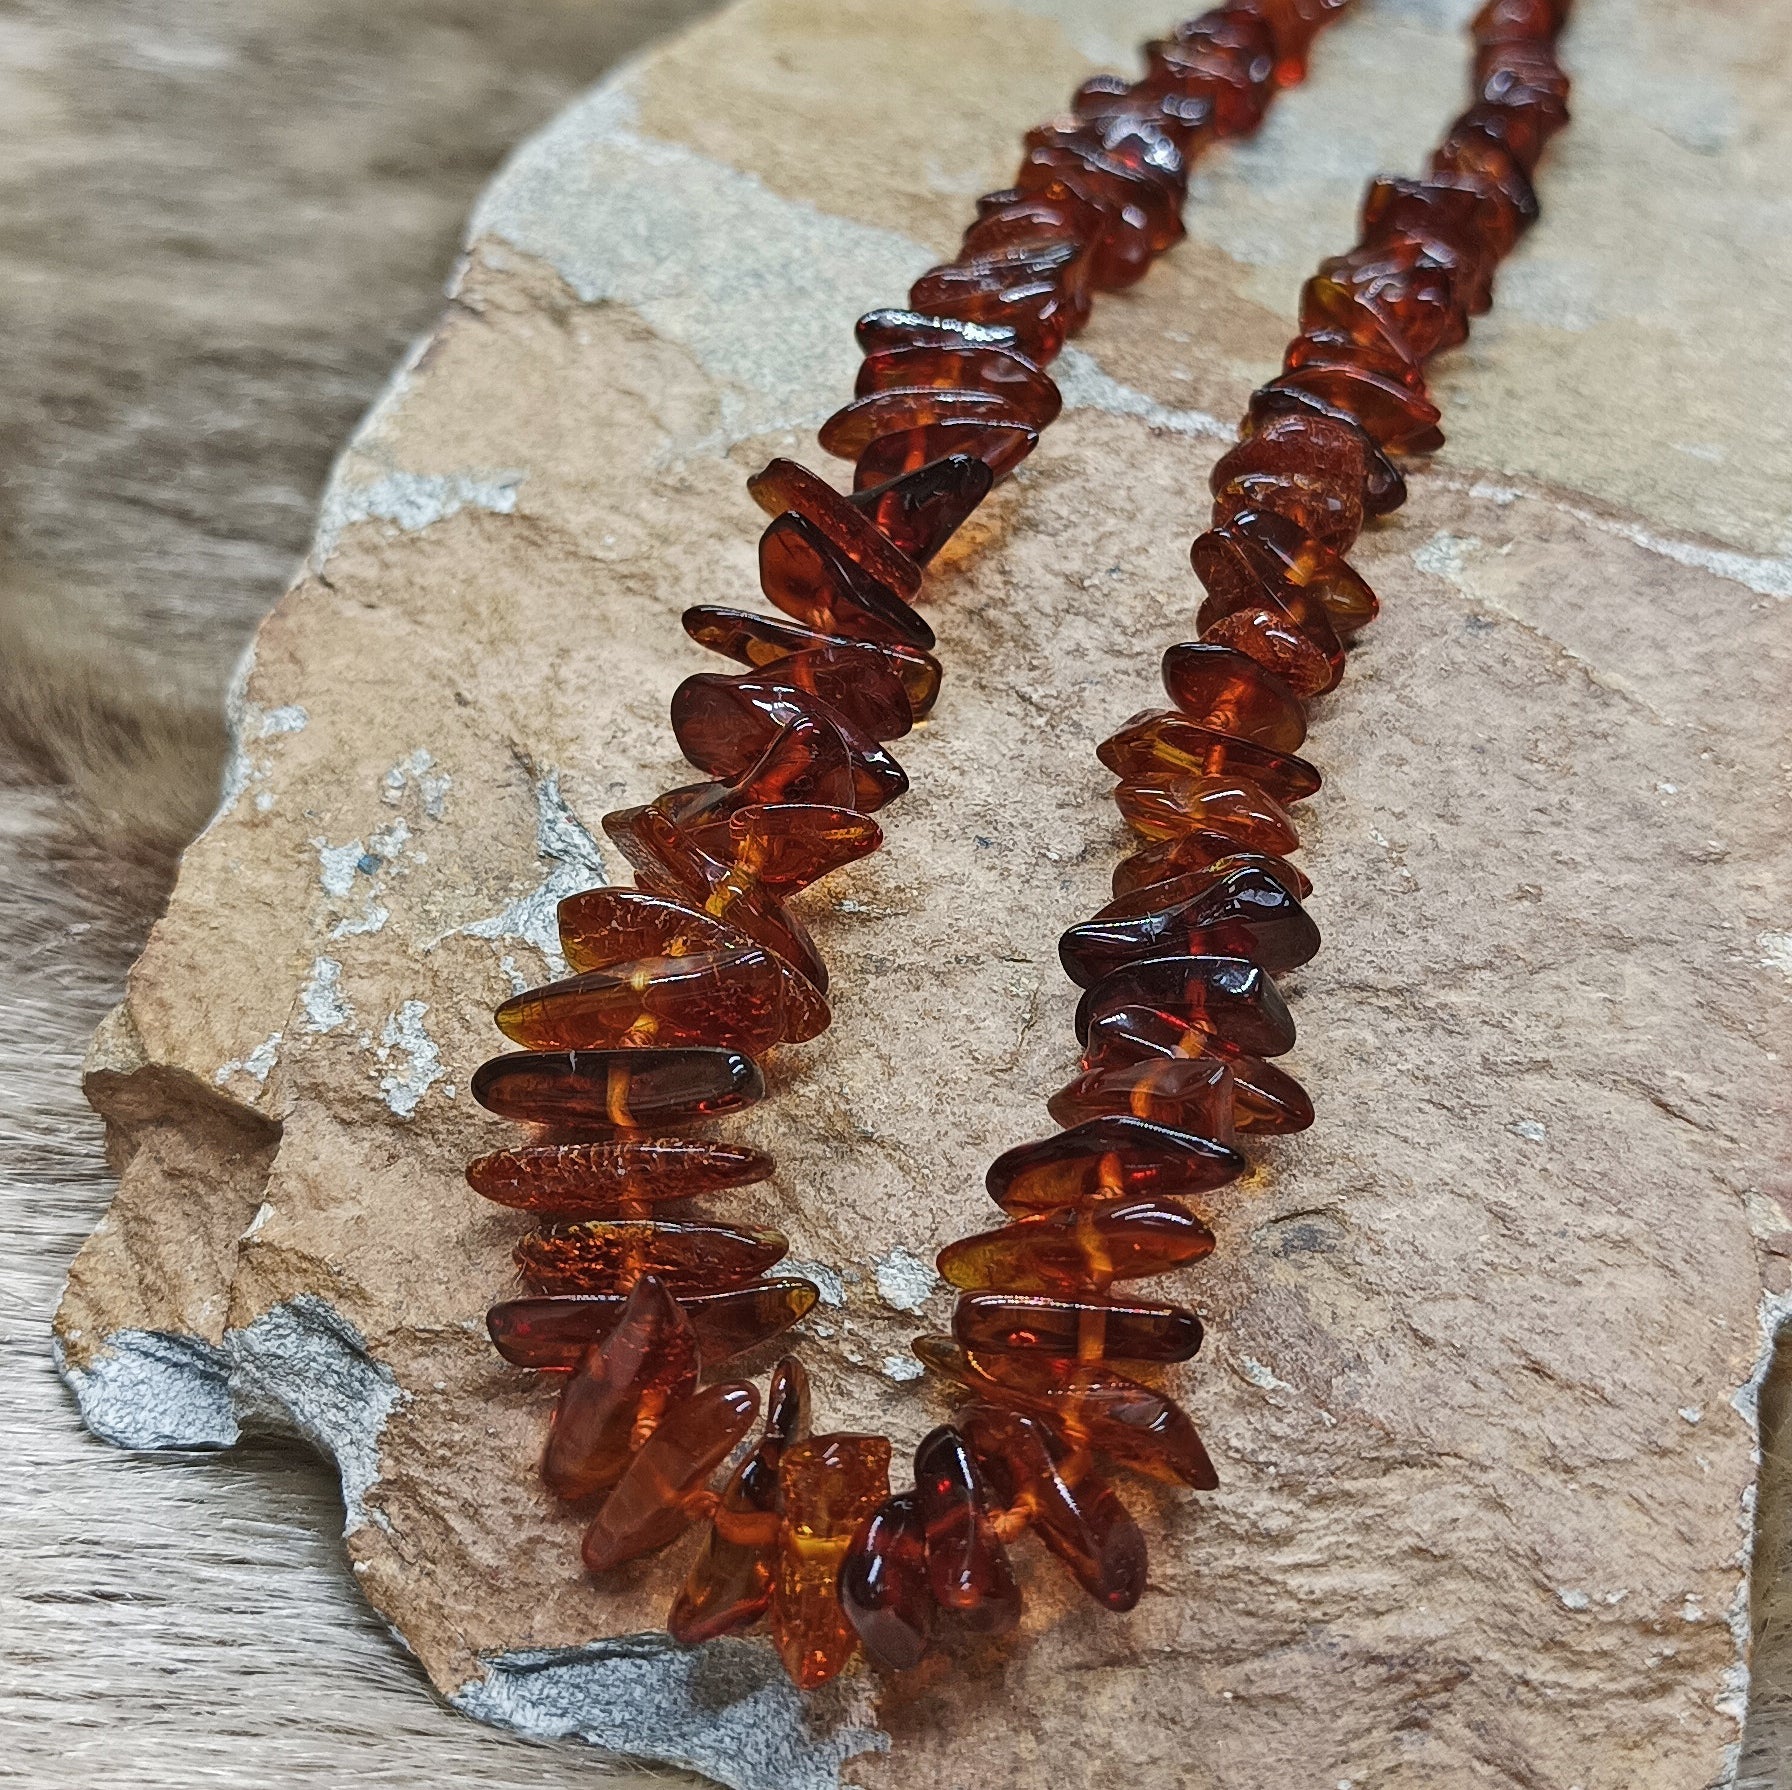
469, 0, 1366, 1691
898, 0, 1574, 1657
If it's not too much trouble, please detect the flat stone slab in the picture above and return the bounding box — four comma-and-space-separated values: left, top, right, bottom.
55, 0, 1792, 1785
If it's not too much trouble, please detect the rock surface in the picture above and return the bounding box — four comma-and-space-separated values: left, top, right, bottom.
54, 0, 1792, 1785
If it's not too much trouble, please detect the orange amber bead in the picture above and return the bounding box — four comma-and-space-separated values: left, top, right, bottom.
1194, 524, 1345, 666
1267, 363, 1444, 456
514, 1218, 788, 1296
819, 386, 1044, 460
1046, 1054, 1236, 1138
773, 1434, 893, 1689
541, 1275, 697, 1501
853, 420, 1038, 491
1111, 833, 1312, 901
1080, 1012, 1313, 1133
915, 1425, 1021, 1636
855, 344, 1061, 430
746, 457, 922, 601
668, 1357, 810, 1645
1208, 411, 1368, 552
986, 1115, 1244, 1213
472, 1047, 764, 1132
847, 452, 993, 566
839, 1491, 935, 1670
759, 512, 935, 651
582, 1382, 761, 1572
960, 1404, 1147, 1611
673, 642, 913, 748
953, 1290, 1204, 1363
1246, 383, 1408, 516
1074, 953, 1296, 1055
1160, 638, 1307, 752
1201, 600, 1343, 698
1100, 854, 1310, 916
854, 305, 1024, 357
1097, 708, 1321, 803
937, 1198, 1215, 1293
1114, 771, 1302, 854
683, 804, 881, 893
489, 1280, 820, 1371
682, 606, 943, 718
467, 1137, 775, 1216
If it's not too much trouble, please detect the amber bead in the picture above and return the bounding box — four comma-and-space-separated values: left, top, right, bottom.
489, 1280, 820, 1371
1097, 709, 1320, 804
1246, 382, 1408, 516
1060, 865, 1320, 983
746, 457, 922, 600
1159, 640, 1307, 751
819, 386, 1044, 461
914, 1426, 1021, 1636
1074, 953, 1296, 1056
472, 1046, 765, 1133
914, 1339, 1218, 1489
962, 187, 1103, 261
1101, 852, 1311, 916
582, 1382, 761, 1572
847, 453, 994, 565
1114, 772, 1302, 855
1430, 126, 1538, 234
854, 306, 1024, 357
773, 1434, 893, 1689
961, 1404, 1147, 1611
759, 512, 935, 651
855, 344, 1062, 429
1111, 832, 1311, 901
986, 1115, 1244, 1214
514, 1218, 788, 1296
674, 640, 912, 749
1194, 522, 1346, 663
683, 804, 882, 895
953, 1290, 1204, 1364
1047, 1054, 1236, 1140
1077, 1009, 1311, 1133
910, 267, 1085, 362
682, 605, 944, 719
1205, 505, 1380, 636
852, 421, 1038, 490
1316, 241, 1467, 362
1200, 601, 1340, 700
1209, 416, 1367, 552
494, 946, 816, 1057
468, 1137, 774, 1218
938, 1198, 1216, 1293
1359, 176, 1500, 308
839, 1492, 935, 1670
558, 886, 742, 972
540, 1275, 698, 1501
1268, 363, 1445, 457
668, 1356, 810, 1645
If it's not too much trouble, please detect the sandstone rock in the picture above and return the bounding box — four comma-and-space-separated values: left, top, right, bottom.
55, 0, 1792, 1785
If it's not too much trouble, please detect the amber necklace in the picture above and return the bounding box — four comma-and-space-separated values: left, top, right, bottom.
464, 0, 1572, 1693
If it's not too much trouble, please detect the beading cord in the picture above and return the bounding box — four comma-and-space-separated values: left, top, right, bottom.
458, 0, 1566, 1692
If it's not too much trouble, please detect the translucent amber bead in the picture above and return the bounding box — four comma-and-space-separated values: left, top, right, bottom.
683, 804, 881, 894
745, 457, 922, 600
774, 1434, 893, 1689
668, 1357, 810, 1645
1098, 709, 1320, 803
938, 1198, 1215, 1293
819, 386, 1045, 460
1046, 1055, 1236, 1138
1219, 506, 1380, 635
1079, 1010, 1312, 1131
674, 642, 913, 750
855, 344, 1061, 429
582, 1383, 761, 1572
1101, 854, 1310, 915
847, 453, 993, 565
540, 1275, 698, 1501
467, 1137, 775, 1217
839, 1491, 934, 1669
1207, 411, 1367, 552
914, 1425, 1020, 1635
1200, 604, 1340, 699
758, 512, 935, 651
1073, 953, 1296, 1056
1267, 363, 1445, 456
514, 1218, 789, 1296
909, 262, 1088, 362
953, 1289, 1204, 1363
960, 1404, 1147, 1611
1246, 382, 1407, 516
472, 1047, 765, 1132
854, 306, 1024, 356
1114, 772, 1301, 854
1159, 640, 1307, 750
1193, 525, 1346, 681
1111, 833, 1312, 901
986, 1115, 1244, 1213
852, 421, 1037, 490
488, 1281, 819, 1371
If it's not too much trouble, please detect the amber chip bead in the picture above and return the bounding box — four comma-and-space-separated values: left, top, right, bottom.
774, 1434, 893, 1689
986, 1115, 1245, 1213
581, 1382, 761, 1572
515, 1218, 789, 1296
847, 453, 994, 565
953, 1290, 1204, 1364
682, 605, 943, 718
684, 804, 882, 895
1098, 708, 1320, 803
540, 1275, 698, 1501
855, 344, 1062, 429
746, 457, 923, 600
1111, 832, 1312, 901
938, 1198, 1216, 1293
914, 1425, 1021, 1636
758, 512, 935, 652
1079, 1011, 1313, 1131
467, 1137, 775, 1217
1046, 1054, 1236, 1139
853, 306, 1024, 356
819, 386, 1045, 460
1074, 953, 1296, 1056
851, 421, 1038, 491
839, 1491, 935, 1669
472, 1047, 765, 1133
1114, 771, 1301, 855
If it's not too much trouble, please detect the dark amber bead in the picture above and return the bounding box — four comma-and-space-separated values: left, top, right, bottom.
953, 1290, 1204, 1364
1208, 506, 1380, 636
1160, 640, 1308, 750
1060, 864, 1320, 984
847, 453, 993, 565
495, 946, 817, 1056
710, 709, 861, 810
472, 1047, 765, 1132
682, 606, 944, 718
1101, 853, 1311, 916
1430, 125, 1538, 233
909, 264, 1085, 362
1285, 324, 1433, 397
1200, 600, 1340, 699
1111, 832, 1312, 901
668, 1356, 810, 1645
839, 1492, 935, 1670
514, 1218, 788, 1296
746, 457, 922, 600
1047, 1054, 1236, 1139
961, 1404, 1147, 1611
774, 1434, 893, 1689
489, 1280, 820, 1370
855, 345, 1061, 429
759, 512, 935, 651
683, 803, 881, 894
915, 1426, 1021, 1636
986, 1115, 1243, 1214
853, 421, 1037, 490
540, 1275, 698, 1501
558, 887, 742, 972
1074, 953, 1296, 1056
1209, 415, 1367, 552
1097, 709, 1320, 803
581, 1382, 761, 1572
1193, 523, 1346, 672
468, 1137, 774, 1217
1114, 772, 1302, 855
1268, 364, 1445, 456
675, 641, 912, 748
1246, 382, 1408, 517
1359, 177, 1500, 307
1317, 241, 1468, 362
1077, 1014, 1311, 1133
854, 306, 1024, 357
819, 386, 1044, 461
913, 1338, 1218, 1489
938, 1198, 1215, 1293
962, 188, 1103, 260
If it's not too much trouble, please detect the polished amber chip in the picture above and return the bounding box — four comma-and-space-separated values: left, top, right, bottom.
472, 1046, 765, 1132
839, 1491, 934, 1669
1114, 771, 1301, 854
820, 386, 1043, 460
468, 1137, 774, 1217
953, 1289, 1204, 1363
1074, 953, 1296, 1056
938, 1198, 1216, 1293
853, 420, 1038, 490
985, 1115, 1245, 1214
914, 1425, 1021, 1636
1046, 1054, 1236, 1139
1098, 708, 1321, 802
847, 453, 993, 565
853, 307, 1024, 356
1111, 832, 1312, 901
514, 1218, 789, 1296
759, 511, 936, 651
745, 457, 922, 599
855, 343, 1062, 429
